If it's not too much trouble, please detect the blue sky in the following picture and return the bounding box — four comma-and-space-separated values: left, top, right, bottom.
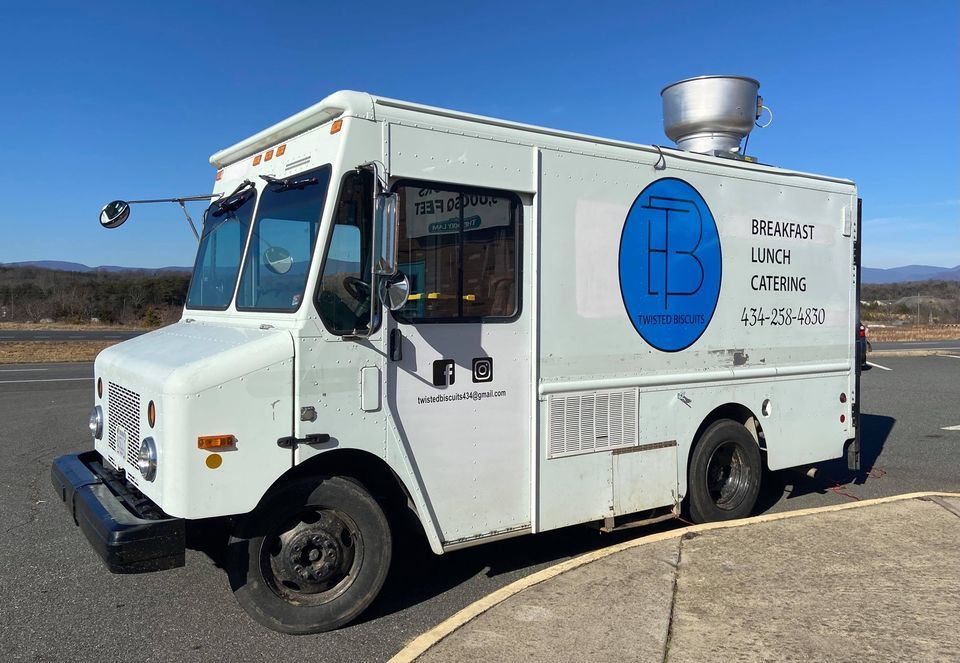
1, 0, 956, 269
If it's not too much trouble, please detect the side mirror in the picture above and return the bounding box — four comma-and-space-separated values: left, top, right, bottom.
100, 201, 130, 229
373, 193, 399, 276
378, 272, 410, 311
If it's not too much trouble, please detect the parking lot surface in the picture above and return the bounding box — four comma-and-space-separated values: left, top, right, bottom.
1, 355, 958, 662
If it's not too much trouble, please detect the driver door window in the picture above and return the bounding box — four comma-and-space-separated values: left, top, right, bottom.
316, 171, 374, 334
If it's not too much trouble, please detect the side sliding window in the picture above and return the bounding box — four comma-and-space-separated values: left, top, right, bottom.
393, 181, 521, 323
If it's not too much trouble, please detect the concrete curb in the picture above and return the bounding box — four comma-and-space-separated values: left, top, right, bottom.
388, 492, 960, 663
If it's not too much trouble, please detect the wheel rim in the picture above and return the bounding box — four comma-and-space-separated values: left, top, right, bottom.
261, 508, 364, 605
705, 441, 752, 510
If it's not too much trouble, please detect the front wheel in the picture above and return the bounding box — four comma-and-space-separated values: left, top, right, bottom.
227, 476, 392, 634
686, 420, 762, 523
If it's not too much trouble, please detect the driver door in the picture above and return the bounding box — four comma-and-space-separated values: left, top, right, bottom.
296, 170, 387, 466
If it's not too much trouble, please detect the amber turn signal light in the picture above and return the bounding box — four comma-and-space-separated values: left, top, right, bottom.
198, 434, 236, 450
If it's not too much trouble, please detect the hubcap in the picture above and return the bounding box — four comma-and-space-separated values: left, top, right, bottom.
705, 441, 751, 510
264, 509, 362, 603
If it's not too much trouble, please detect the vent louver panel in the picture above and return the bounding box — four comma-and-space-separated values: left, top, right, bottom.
548, 389, 638, 459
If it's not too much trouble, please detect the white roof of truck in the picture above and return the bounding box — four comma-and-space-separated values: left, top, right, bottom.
208, 90, 854, 187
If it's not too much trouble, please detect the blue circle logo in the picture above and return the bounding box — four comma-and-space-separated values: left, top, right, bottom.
619, 178, 722, 352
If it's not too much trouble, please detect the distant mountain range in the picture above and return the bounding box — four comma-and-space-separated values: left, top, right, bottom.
1, 260, 191, 274
4, 260, 959, 284
862, 264, 960, 284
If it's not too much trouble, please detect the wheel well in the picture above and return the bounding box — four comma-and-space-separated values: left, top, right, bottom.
690, 403, 766, 455
266, 449, 420, 529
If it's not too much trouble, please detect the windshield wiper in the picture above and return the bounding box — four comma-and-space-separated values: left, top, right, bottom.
260, 174, 319, 192
212, 180, 256, 217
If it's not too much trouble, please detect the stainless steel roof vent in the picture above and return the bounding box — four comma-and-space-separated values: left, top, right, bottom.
661, 75, 769, 155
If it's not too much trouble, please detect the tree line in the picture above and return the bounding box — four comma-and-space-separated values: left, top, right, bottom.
0, 266, 190, 325
2, 265, 957, 326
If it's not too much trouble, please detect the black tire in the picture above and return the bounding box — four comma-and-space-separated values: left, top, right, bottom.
686, 419, 762, 523
227, 476, 391, 634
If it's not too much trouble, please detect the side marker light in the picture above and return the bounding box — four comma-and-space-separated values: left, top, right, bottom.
198, 434, 236, 450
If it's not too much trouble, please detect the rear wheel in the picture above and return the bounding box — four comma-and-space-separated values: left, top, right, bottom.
227, 476, 391, 634
687, 419, 762, 523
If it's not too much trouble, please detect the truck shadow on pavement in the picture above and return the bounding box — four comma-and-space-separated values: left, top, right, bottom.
756, 412, 896, 511
183, 414, 896, 626
184, 509, 685, 625
358, 516, 684, 625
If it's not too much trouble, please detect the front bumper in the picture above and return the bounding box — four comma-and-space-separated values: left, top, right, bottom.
51, 451, 185, 573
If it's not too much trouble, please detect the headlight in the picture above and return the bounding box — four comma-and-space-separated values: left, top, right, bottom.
138, 437, 158, 481
88, 406, 103, 439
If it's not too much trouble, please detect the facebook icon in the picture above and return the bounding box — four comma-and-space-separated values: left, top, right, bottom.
619, 178, 722, 352
432, 359, 456, 387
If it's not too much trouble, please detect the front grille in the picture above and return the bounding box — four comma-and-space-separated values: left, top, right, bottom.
107, 382, 141, 477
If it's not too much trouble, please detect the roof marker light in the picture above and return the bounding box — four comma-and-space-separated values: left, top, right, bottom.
276, 144, 286, 156
253, 154, 262, 166
330, 119, 343, 134
264, 149, 274, 162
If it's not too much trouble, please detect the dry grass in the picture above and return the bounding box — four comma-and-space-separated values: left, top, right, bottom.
0, 341, 120, 364
0, 322, 149, 331
867, 326, 960, 342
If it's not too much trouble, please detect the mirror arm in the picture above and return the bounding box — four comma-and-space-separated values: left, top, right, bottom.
177, 200, 201, 242
353, 161, 391, 339
114, 194, 221, 241
356, 160, 389, 192
125, 194, 221, 204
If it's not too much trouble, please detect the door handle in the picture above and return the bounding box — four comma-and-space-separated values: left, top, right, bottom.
389, 328, 403, 362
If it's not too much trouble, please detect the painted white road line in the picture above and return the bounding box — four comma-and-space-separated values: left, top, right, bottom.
942, 425, 960, 431
943, 354, 960, 360
35, 335, 50, 339
0, 377, 92, 384
0, 368, 49, 373
866, 361, 893, 371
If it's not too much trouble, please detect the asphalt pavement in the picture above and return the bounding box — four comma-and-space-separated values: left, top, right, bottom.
0, 354, 958, 662
0, 329, 143, 342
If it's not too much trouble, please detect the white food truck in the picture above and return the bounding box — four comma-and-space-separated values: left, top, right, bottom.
53, 76, 861, 633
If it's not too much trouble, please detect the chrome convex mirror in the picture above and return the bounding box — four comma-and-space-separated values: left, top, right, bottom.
100, 200, 130, 229
263, 246, 293, 275
378, 272, 410, 311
